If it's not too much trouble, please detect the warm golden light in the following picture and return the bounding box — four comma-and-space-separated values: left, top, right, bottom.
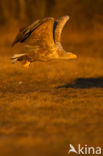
0, 0, 103, 156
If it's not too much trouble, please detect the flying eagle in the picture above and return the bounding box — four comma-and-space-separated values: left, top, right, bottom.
11, 16, 77, 68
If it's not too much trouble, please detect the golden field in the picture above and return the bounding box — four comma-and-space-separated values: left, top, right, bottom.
0, 26, 103, 156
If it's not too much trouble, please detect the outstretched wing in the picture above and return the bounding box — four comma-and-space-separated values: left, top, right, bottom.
54, 16, 70, 44
22, 17, 55, 52
12, 17, 54, 47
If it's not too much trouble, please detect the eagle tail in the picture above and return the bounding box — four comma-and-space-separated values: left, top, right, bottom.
11, 53, 26, 63
11, 53, 30, 68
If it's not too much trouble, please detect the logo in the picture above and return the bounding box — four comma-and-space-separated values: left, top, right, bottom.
68, 144, 102, 155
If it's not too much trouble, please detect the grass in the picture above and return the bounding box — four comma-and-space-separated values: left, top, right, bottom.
0, 28, 103, 156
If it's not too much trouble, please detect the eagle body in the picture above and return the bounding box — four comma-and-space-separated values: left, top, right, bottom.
12, 16, 77, 67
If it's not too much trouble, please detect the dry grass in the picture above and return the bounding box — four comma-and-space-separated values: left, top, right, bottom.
0, 28, 103, 156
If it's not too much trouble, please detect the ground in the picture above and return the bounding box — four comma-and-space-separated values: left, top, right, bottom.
0, 27, 103, 156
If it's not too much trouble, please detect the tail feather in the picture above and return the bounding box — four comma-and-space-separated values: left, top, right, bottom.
11, 53, 27, 63
11, 53, 30, 68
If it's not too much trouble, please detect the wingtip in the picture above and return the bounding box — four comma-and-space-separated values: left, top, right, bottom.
58, 15, 70, 24
65, 15, 70, 20
11, 40, 17, 47
11, 43, 15, 47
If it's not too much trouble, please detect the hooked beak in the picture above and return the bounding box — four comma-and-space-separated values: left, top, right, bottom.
67, 52, 77, 59
48, 51, 77, 60
60, 52, 77, 60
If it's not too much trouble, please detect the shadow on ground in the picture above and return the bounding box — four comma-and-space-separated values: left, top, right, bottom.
57, 77, 103, 89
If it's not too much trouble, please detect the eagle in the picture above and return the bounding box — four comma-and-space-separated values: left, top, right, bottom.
11, 16, 77, 68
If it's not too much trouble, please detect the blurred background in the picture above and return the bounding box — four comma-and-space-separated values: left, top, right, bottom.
0, 1, 103, 156
0, 0, 103, 57
0, 0, 103, 29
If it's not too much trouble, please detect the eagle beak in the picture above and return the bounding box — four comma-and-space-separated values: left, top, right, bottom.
67, 52, 77, 59
61, 52, 77, 60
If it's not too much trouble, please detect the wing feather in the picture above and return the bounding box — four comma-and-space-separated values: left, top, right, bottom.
54, 16, 70, 43
23, 18, 55, 49
12, 17, 54, 46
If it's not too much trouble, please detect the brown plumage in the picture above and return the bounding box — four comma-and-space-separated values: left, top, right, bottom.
11, 16, 77, 67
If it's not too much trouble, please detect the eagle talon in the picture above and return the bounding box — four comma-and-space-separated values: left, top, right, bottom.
24, 61, 30, 68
